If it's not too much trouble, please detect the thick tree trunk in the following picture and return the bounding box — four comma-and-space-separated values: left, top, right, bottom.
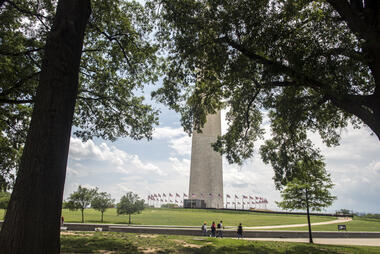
0, 1, 91, 253
305, 189, 313, 244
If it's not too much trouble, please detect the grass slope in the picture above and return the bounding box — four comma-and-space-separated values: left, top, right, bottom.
60, 231, 380, 254
277, 217, 380, 232
58, 208, 334, 227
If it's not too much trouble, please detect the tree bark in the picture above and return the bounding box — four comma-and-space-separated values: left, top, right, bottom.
101, 211, 104, 223
129, 214, 131, 224
0, 1, 91, 253
305, 189, 313, 244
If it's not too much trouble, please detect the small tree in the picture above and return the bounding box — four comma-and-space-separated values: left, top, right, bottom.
276, 160, 336, 244
91, 192, 114, 223
66, 186, 97, 223
117, 192, 145, 224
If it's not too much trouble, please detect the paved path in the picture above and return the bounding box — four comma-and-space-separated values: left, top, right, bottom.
243, 237, 380, 247
244, 217, 352, 230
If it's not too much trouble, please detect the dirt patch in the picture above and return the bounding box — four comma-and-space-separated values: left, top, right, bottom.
61, 231, 95, 236
137, 234, 159, 238
172, 239, 202, 248
138, 247, 163, 253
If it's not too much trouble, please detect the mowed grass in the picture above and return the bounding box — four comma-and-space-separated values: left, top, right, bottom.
277, 217, 380, 232
58, 208, 336, 227
60, 231, 380, 254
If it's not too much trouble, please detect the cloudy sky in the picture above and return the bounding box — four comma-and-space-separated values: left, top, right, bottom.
63, 87, 380, 214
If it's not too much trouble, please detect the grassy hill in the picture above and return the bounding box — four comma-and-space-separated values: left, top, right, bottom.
56, 208, 336, 227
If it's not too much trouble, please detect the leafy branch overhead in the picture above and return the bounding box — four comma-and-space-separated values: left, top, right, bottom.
0, 0, 161, 189
151, 0, 380, 173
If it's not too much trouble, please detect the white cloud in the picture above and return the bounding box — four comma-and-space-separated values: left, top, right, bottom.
153, 127, 184, 139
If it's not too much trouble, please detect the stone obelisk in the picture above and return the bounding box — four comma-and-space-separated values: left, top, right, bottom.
188, 111, 223, 208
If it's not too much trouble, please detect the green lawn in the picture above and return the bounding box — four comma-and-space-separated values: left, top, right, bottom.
276, 217, 380, 232
57, 208, 334, 227
60, 231, 380, 254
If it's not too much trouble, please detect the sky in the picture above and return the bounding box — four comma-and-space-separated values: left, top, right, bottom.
63, 87, 380, 214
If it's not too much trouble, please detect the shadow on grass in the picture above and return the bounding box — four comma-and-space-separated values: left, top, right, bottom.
61, 235, 141, 253
179, 244, 356, 254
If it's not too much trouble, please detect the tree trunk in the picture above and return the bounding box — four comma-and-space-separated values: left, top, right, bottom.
0, 1, 91, 253
129, 214, 131, 224
81, 209, 85, 223
305, 189, 313, 244
101, 211, 104, 223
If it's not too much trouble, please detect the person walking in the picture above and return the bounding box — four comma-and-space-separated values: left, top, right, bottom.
237, 223, 243, 239
211, 221, 216, 237
201, 222, 207, 236
217, 220, 224, 238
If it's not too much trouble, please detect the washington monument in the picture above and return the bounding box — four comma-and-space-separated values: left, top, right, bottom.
188, 111, 223, 208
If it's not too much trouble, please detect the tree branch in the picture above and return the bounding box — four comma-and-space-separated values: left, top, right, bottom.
326, 0, 376, 42
0, 98, 34, 104
0, 47, 44, 57
0, 71, 40, 97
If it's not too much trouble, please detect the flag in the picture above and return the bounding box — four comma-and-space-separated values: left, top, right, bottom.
176, 193, 180, 197
191, 193, 196, 198
169, 193, 173, 197
232, 202, 235, 205
163, 193, 166, 197
227, 202, 230, 204
154, 194, 157, 197
165, 199, 167, 202
243, 195, 248, 199
170, 200, 173, 203
158, 193, 161, 198
175, 200, 178, 203
226, 194, 231, 198
151, 197, 155, 201
238, 202, 241, 205
209, 193, 213, 197
235, 194, 239, 199
183, 193, 188, 197
243, 202, 245, 205
218, 193, 222, 197
249, 196, 253, 200
160, 199, 163, 202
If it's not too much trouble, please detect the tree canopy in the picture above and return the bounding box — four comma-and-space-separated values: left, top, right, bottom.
66, 185, 98, 223
276, 159, 336, 243
150, 0, 380, 172
91, 191, 114, 222
0, 0, 160, 189
117, 191, 145, 224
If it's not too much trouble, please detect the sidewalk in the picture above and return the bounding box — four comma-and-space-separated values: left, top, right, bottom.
244, 237, 380, 247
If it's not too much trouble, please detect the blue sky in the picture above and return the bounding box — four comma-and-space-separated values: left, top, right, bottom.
64, 88, 380, 213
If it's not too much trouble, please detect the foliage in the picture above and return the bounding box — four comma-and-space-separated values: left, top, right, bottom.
117, 192, 145, 224
0, 191, 10, 209
91, 191, 114, 222
336, 209, 352, 215
276, 159, 336, 243
60, 232, 380, 254
276, 160, 336, 212
65, 185, 98, 223
161, 203, 179, 208
149, 0, 380, 175
0, 0, 160, 189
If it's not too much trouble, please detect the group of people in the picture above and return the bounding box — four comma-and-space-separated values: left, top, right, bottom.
201, 221, 243, 239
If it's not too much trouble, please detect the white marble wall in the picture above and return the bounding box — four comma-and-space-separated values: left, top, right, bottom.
188, 111, 223, 208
